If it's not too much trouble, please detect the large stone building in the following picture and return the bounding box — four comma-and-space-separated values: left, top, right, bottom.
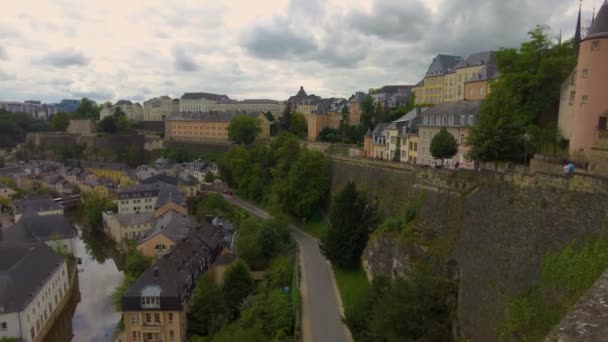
179, 92, 284, 115
443, 51, 496, 102
288, 86, 322, 115
0, 242, 71, 342
558, 1, 608, 167
464, 65, 499, 101
100, 100, 144, 121
143, 96, 180, 121
417, 100, 483, 169
165, 111, 270, 145
370, 85, 414, 109
306, 98, 347, 141
0, 101, 57, 119
413, 54, 464, 105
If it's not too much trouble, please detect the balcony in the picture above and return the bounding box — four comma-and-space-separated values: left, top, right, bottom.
141, 322, 162, 333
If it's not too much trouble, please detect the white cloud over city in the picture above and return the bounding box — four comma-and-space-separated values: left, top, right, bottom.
0, 0, 597, 103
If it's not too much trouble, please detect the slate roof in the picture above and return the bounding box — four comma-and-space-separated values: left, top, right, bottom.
138, 121, 165, 132
371, 123, 390, 137
156, 183, 186, 208
296, 86, 307, 97
585, 1, 608, 40
455, 51, 496, 69
166, 111, 261, 122
0, 242, 64, 313
5, 209, 75, 243
376, 85, 414, 94
215, 251, 237, 266
240, 99, 280, 104
178, 174, 199, 186
465, 65, 499, 83
180, 92, 230, 101
115, 213, 155, 227
122, 231, 212, 311
348, 92, 368, 103
421, 100, 483, 118
425, 54, 464, 77
393, 107, 430, 123
141, 174, 178, 186
116, 100, 133, 106
139, 211, 191, 244
13, 195, 62, 215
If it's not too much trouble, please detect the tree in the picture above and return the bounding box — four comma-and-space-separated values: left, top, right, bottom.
112, 106, 127, 118
393, 136, 401, 162
467, 26, 576, 164
289, 113, 307, 139
279, 102, 293, 131
319, 127, 340, 142
75, 98, 100, 119
97, 116, 118, 134
124, 247, 151, 278
204, 171, 215, 183
360, 95, 375, 130
51, 112, 70, 131
235, 217, 266, 270
81, 192, 116, 229
228, 115, 262, 145
320, 181, 377, 269
263, 111, 275, 122
189, 273, 229, 337
223, 260, 254, 314
430, 127, 458, 165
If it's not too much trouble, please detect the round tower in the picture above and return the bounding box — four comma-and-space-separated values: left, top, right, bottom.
570, 0, 608, 157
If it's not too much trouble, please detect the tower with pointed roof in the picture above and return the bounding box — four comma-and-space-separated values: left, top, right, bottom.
574, 0, 582, 56
560, 0, 608, 162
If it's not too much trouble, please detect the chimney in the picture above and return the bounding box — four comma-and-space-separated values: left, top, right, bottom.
153, 267, 159, 279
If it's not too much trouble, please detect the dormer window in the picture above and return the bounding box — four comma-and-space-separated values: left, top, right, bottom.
141, 286, 162, 309
592, 41, 600, 51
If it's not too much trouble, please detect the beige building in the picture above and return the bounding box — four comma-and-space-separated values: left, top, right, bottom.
464, 65, 499, 101
180, 92, 284, 115
385, 108, 428, 162
444, 51, 496, 102
416, 55, 464, 105
0, 183, 16, 200
417, 100, 483, 169
558, 2, 608, 164
100, 100, 144, 121
143, 96, 180, 121
165, 111, 270, 145
136, 211, 190, 258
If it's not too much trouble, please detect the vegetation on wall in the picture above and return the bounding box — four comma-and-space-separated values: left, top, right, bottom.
467, 26, 576, 164
500, 239, 608, 341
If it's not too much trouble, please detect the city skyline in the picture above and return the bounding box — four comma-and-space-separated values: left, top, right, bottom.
0, 0, 597, 103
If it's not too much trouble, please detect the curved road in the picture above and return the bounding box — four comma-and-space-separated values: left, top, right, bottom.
222, 194, 350, 342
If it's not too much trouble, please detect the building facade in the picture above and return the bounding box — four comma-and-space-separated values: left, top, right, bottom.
464, 65, 499, 100
180, 92, 284, 115
444, 51, 496, 102
165, 111, 270, 145
370, 85, 414, 109
56, 99, 82, 113
415, 55, 464, 105
143, 96, 180, 121
0, 242, 70, 342
100, 100, 144, 121
0, 101, 56, 119
417, 100, 483, 169
558, 2, 608, 162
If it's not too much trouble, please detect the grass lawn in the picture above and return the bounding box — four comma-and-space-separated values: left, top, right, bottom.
301, 218, 329, 239
333, 266, 370, 311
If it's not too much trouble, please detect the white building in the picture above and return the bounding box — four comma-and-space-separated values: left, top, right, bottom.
180, 92, 284, 116
143, 96, 180, 121
99, 100, 144, 121
0, 242, 70, 342
0, 101, 56, 120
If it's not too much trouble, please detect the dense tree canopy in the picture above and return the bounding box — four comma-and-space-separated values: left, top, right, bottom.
189, 273, 229, 338
289, 112, 307, 139
467, 26, 577, 163
51, 112, 70, 131
74, 98, 100, 119
228, 115, 261, 144
430, 127, 458, 164
223, 260, 254, 315
97, 116, 118, 133
320, 181, 377, 269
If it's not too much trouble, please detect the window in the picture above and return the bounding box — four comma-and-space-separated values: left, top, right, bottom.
414, 142, 417, 151
599, 116, 608, 130
170, 330, 175, 342
442, 116, 448, 125
469, 87, 473, 97
169, 313, 174, 324
132, 331, 138, 341
461, 115, 466, 126
449, 116, 454, 125
468, 115, 474, 125
1, 322, 6, 331
582, 95, 589, 104
582, 69, 589, 78
145, 313, 151, 323
592, 40, 600, 51
480, 86, 485, 96
460, 134, 465, 144
154, 313, 160, 324
569, 91, 576, 105
131, 313, 140, 324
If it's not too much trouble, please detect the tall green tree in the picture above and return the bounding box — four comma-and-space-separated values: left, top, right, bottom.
430, 127, 458, 165
360, 95, 375, 130
97, 116, 118, 133
320, 181, 378, 269
279, 102, 293, 131
223, 260, 254, 315
189, 273, 229, 337
228, 115, 261, 145
51, 112, 70, 131
75, 98, 100, 119
289, 112, 307, 139
467, 26, 576, 164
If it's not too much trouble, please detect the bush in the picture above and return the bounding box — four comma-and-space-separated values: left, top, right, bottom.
223, 260, 254, 315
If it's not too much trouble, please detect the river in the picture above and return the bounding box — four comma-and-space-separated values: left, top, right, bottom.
71, 225, 124, 342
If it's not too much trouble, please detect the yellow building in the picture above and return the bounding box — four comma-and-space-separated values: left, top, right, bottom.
81, 161, 134, 186
385, 107, 427, 162
165, 111, 270, 145
415, 54, 464, 105
444, 51, 496, 102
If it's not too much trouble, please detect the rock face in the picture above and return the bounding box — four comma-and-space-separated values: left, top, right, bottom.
331, 156, 608, 341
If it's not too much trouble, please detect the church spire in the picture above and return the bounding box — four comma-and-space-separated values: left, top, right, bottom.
575, 0, 582, 55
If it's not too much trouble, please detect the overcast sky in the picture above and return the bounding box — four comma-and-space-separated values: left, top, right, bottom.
0, 0, 598, 104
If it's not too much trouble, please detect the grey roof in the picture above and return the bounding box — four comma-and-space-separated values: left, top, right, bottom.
585, 1, 608, 40
166, 111, 261, 122
372, 123, 390, 136
421, 100, 483, 118
425, 54, 464, 77
141, 174, 178, 186
4, 209, 75, 243
393, 107, 430, 123
465, 65, 499, 83
0, 242, 64, 313
178, 174, 199, 186
348, 92, 367, 103
240, 99, 280, 104
140, 211, 190, 244
375, 85, 413, 94
181, 92, 230, 101
115, 213, 155, 227
116, 100, 133, 106
156, 183, 186, 208
455, 51, 496, 69
80, 161, 130, 171
296, 86, 307, 97
13, 195, 62, 215
215, 252, 237, 266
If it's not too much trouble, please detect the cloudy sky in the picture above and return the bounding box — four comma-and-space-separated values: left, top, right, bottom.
0, 0, 597, 104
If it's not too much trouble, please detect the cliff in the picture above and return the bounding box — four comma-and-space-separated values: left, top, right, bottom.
329, 156, 608, 341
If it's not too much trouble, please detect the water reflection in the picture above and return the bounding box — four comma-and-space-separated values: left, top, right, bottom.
71, 225, 124, 342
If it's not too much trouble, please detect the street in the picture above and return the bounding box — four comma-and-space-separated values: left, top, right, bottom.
222, 194, 350, 342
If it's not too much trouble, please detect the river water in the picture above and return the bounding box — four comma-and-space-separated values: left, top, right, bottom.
71, 226, 124, 342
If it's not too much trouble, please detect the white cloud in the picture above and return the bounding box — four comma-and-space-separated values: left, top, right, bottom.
0, 0, 588, 103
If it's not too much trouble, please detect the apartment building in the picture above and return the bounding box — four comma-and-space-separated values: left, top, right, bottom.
443, 51, 496, 102
4, 208, 76, 254
180, 92, 284, 115
414, 55, 464, 105
100, 100, 144, 121
0, 242, 70, 342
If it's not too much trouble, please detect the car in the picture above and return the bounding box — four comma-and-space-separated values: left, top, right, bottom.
224, 190, 233, 196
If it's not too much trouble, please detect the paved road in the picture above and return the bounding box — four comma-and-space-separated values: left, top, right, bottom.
222, 194, 350, 342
